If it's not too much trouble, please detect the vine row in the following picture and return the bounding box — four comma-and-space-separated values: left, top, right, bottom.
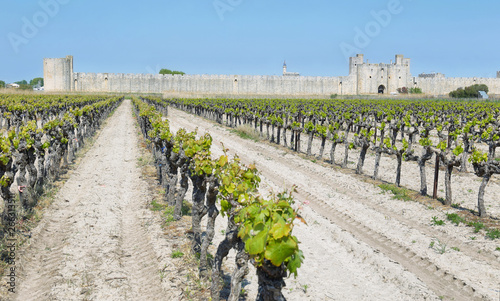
133, 97, 304, 301
166, 97, 500, 218
0, 95, 122, 245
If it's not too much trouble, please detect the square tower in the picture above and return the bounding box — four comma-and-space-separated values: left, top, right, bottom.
349, 54, 364, 75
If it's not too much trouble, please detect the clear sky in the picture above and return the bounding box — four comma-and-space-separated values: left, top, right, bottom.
1, 0, 499, 84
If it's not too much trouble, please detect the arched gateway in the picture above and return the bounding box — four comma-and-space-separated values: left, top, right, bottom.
378, 85, 386, 94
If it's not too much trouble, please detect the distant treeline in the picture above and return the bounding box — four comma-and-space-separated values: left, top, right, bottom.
159, 68, 185, 75
0, 78, 44, 90
449, 84, 488, 98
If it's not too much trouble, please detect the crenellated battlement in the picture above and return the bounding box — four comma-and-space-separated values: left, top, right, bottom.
44, 55, 500, 97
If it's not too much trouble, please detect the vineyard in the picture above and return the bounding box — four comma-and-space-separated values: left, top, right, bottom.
0, 94, 499, 300
166, 97, 500, 218
0, 94, 121, 239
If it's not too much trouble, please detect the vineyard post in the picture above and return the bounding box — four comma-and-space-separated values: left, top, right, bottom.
293, 115, 298, 152
296, 114, 301, 152
293, 131, 298, 151
433, 155, 439, 199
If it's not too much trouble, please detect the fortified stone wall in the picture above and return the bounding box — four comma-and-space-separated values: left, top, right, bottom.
416, 77, 500, 96
44, 55, 500, 97
73, 72, 355, 97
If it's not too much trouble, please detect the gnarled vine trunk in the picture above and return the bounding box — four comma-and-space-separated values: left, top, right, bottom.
211, 216, 239, 301
318, 135, 326, 159
228, 239, 250, 301
189, 171, 207, 254
477, 174, 490, 217
256, 260, 287, 301
173, 156, 189, 220
356, 144, 369, 175
306, 131, 314, 156
417, 147, 433, 195
199, 176, 219, 277
329, 140, 337, 165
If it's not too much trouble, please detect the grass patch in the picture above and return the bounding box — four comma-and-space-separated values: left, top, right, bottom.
171, 250, 184, 258
155, 200, 192, 227
446, 213, 465, 226
162, 206, 176, 226
378, 183, 412, 202
431, 216, 445, 226
151, 199, 166, 212
230, 125, 261, 142
470, 222, 485, 233
429, 238, 447, 254
137, 155, 154, 167
486, 229, 500, 240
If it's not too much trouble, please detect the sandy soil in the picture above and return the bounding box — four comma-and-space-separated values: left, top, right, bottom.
3, 99, 499, 301
2, 100, 183, 300
275, 124, 500, 218
168, 107, 500, 301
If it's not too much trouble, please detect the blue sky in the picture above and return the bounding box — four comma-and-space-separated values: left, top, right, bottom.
1, 0, 499, 83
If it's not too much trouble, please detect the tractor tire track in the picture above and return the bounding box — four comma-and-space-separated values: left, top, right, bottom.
11, 100, 166, 301
168, 106, 496, 301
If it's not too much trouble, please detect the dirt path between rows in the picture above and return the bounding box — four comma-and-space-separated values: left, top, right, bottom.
168, 106, 500, 301
8, 99, 497, 301
6, 100, 177, 301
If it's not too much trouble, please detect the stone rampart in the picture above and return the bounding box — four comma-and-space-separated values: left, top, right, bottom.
44, 55, 500, 97
73, 72, 353, 97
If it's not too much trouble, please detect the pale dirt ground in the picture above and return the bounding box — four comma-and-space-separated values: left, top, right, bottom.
3, 100, 500, 301
300, 127, 500, 218
0, 100, 184, 300
168, 107, 500, 301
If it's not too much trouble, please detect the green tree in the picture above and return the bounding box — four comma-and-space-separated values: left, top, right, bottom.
409, 87, 422, 94
30, 77, 44, 87
449, 84, 488, 98
15, 80, 28, 85
0, 81, 5, 88
159, 68, 185, 75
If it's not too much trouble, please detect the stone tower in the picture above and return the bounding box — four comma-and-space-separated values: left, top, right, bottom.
348, 54, 411, 94
282, 60, 299, 77
497, 71, 500, 78
349, 54, 364, 75
44, 55, 73, 91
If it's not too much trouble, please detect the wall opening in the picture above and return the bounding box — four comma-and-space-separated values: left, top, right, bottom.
378, 85, 386, 94
74, 79, 78, 91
